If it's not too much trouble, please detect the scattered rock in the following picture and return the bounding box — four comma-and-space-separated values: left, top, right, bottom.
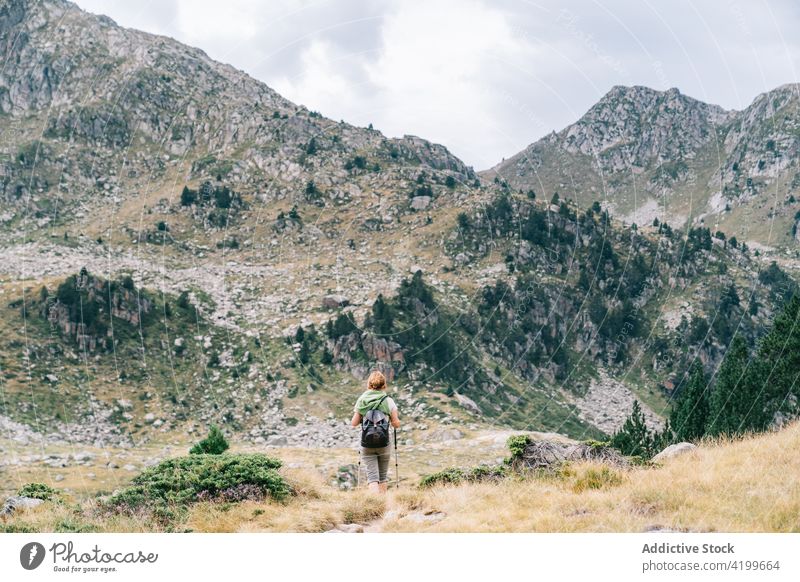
410, 196, 431, 210
652, 442, 697, 462
265, 435, 288, 447
322, 295, 350, 309
403, 510, 446, 524
512, 440, 629, 471
1, 496, 44, 516
454, 393, 481, 415
325, 523, 364, 533
71, 451, 94, 463
426, 428, 463, 442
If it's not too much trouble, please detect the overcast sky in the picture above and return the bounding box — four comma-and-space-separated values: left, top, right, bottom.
74, 0, 800, 170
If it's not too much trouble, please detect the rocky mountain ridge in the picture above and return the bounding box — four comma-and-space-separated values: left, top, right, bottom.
487, 84, 800, 250
0, 0, 798, 450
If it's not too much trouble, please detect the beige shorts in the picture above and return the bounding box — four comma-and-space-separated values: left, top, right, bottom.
361, 445, 392, 483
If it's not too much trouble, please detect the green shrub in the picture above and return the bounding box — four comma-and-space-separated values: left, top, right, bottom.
107, 453, 290, 513
419, 464, 506, 488
506, 434, 532, 462
189, 425, 229, 455
17, 483, 62, 502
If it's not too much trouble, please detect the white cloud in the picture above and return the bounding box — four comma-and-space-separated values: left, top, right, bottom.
174, 0, 261, 42
365, 0, 533, 166
272, 39, 359, 113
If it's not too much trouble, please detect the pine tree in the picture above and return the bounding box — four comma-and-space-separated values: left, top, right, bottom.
298, 338, 311, 364
610, 400, 653, 457
189, 425, 229, 455
669, 360, 709, 441
370, 294, 393, 335
752, 294, 800, 422
707, 334, 755, 436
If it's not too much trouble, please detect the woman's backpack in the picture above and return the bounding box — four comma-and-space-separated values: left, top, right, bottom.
360, 394, 390, 448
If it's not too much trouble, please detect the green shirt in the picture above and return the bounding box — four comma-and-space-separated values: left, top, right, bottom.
354, 390, 397, 416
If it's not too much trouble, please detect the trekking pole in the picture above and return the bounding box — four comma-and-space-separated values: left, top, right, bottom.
393, 427, 399, 489
357, 447, 361, 489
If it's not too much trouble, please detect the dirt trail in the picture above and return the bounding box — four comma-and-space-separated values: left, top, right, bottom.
326, 501, 447, 533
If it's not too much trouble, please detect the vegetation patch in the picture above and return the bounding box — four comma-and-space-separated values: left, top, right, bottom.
189, 425, 229, 455
419, 464, 507, 488
17, 482, 64, 502
106, 453, 290, 516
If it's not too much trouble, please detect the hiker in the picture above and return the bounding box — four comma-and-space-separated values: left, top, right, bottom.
351, 370, 401, 493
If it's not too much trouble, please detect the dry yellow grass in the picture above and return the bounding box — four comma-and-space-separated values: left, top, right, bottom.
381, 422, 800, 533
3, 422, 799, 533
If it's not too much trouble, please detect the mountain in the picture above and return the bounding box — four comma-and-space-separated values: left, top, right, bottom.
0, 0, 798, 455
486, 85, 800, 250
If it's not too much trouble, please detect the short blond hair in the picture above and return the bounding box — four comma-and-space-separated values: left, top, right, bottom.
367, 370, 386, 390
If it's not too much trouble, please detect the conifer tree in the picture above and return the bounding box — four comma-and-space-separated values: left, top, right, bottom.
752, 294, 800, 424
669, 360, 709, 441
190, 425, 229, 455
610, 400, 653, 457
707, 334, 755, 436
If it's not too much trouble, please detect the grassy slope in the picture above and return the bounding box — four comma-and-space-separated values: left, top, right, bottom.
3, 421, 798, 533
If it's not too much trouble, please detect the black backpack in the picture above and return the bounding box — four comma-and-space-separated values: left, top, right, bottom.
360, 394, 390, 448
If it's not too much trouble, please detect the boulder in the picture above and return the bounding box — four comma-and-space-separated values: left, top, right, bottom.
410, 195, 431, 210
1, 496, 44, 516
265, 435, 288, 447
454, 392, 481, 415
322, 294, 350, 309
652, 442, 697, 462
512, 440, 629, 471
426, 428, 463, 442
403, 511, 446, 523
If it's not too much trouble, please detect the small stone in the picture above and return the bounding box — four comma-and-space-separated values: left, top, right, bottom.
404, 511, 446, 523
322, 295, 350, 309
410, 196, 431, 210
265, 435, 288, 447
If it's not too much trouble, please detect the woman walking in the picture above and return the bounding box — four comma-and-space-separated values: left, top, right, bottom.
351, 370, 401, 493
